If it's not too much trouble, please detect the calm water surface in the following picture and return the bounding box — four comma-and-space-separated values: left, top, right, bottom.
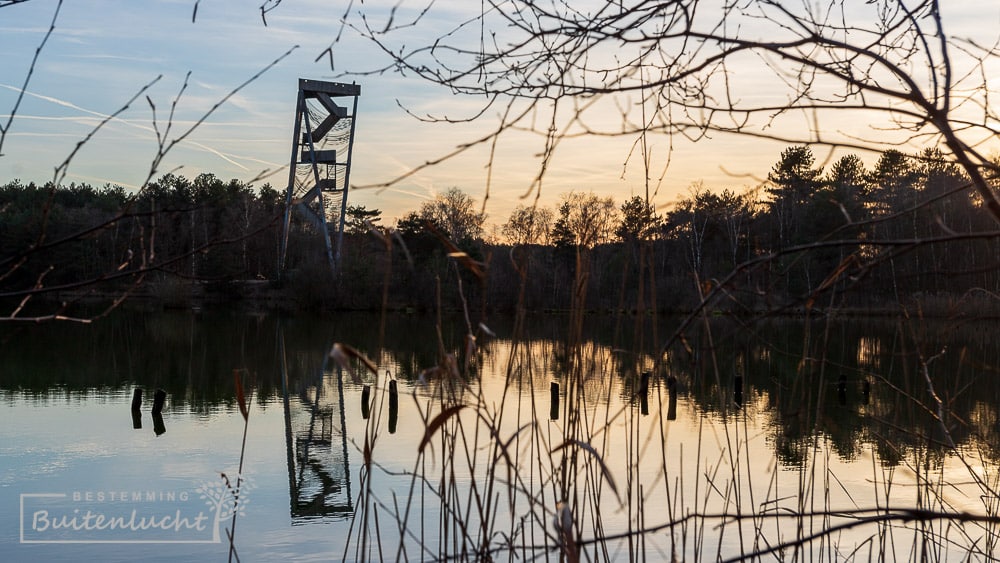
2, 310, 1000, 561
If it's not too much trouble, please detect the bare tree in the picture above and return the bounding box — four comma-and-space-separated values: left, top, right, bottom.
337, 1, 1000, 222
418, 187, 487, 244
551, 192, 618, 249
502, 204, 553, 245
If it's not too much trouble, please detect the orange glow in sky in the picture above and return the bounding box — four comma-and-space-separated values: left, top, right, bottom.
3, 1, 999, 225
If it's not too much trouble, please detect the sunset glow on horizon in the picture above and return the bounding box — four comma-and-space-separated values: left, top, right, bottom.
3, 0, 999, 225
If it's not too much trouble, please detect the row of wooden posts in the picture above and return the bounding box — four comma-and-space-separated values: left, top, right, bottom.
353, 372, 873, 429
733, 373, 872, 407
548, 372, 680, 420
360, 380, 399, 433
124, 371, 872, 443
354, 372, 682, 427
131, 388, 167, 435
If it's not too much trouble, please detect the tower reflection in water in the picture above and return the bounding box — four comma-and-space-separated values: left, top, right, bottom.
280, 329, 353, 520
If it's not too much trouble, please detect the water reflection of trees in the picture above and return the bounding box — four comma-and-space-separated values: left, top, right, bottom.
670, 316, 1000, 467
5, 310, 1000, 467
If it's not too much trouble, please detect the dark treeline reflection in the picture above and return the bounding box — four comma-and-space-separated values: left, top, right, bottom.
3, 311, 1000, 467
674, 315, 1000, 467
0, 310, 493, 408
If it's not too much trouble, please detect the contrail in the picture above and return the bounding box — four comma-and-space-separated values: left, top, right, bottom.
0, 82, 117, 120
1, 82, 281, 171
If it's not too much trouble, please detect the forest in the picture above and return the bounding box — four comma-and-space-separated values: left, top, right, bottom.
2, 144, 998, 317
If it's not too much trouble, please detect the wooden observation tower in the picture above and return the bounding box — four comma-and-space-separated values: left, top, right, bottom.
278, 79, 360, 277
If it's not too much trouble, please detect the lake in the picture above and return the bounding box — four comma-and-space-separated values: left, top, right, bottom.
2, 309, 999, 561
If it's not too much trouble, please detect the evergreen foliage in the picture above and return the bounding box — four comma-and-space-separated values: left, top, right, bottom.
2, 144, 995, 314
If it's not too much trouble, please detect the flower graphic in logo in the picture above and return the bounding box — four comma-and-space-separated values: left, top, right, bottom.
195, 472, 253, 542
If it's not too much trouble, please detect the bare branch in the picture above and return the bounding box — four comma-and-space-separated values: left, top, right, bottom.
0, 0, 61, 156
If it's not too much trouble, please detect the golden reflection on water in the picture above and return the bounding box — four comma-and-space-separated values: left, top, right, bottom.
4, 311, 1000, 560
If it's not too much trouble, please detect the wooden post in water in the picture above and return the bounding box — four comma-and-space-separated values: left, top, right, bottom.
550, 382, 560, 421
837, 374, 848, 406
151, 389, 166, 435
862, 377, 871, 405
666, 375, 677, 421
638, 370, 651, 415
734, 374, 743, 407
152, 411, 166, 436
152, 389, 166, 415
131, 388, 143, 429
361, 385, 371, 419
388, 380, 398, 434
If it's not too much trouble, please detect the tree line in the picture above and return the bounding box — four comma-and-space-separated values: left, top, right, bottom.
2, 145, 998, 316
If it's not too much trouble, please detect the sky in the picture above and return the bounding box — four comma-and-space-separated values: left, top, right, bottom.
2, 0, 1000, 226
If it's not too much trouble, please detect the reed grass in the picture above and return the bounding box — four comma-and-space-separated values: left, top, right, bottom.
328, 237, 1000, 562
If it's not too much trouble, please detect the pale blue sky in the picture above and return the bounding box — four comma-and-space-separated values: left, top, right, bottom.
1, 0, 486, 220
3, 1, 999, 225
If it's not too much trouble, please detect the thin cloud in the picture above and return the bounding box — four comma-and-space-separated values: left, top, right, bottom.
0, 83, 111, 120
1, 82, 284, 172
